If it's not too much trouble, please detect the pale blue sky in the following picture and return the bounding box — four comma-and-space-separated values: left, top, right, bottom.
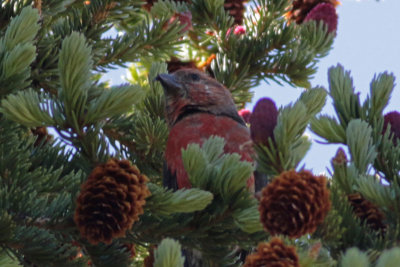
105, 0, 400, 174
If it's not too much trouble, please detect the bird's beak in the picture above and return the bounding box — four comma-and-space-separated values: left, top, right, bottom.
155, 73, 183, 95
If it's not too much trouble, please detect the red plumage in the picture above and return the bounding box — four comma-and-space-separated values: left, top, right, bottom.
166, 113, 254, 188
156, 69, 254, 191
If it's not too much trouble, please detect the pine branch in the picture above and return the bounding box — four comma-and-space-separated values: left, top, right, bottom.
0, 6, 40, 96
256, 88, 325, 176
154, 238, 185, 267
146, 183, 214, 215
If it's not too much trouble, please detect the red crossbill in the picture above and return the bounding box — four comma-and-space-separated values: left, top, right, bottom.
156, 69, 254, 191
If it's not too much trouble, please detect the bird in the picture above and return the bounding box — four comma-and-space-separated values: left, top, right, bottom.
156, 69, 254, 191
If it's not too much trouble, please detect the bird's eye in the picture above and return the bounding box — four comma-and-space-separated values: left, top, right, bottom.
190, 73, 200, 81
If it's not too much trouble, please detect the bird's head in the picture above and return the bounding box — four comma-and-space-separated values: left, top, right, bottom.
156, 69, 243, 127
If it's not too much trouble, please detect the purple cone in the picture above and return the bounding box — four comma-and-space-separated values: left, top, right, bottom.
250, 98, 278, 145
383, 111, 400, 145
304, 3, 338, 33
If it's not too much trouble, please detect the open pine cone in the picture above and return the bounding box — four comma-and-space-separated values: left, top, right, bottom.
286, 0, 339, 24
244, 237, 299, 267
348, 193, 386, 233
259, 170, 331, 238
74, 159, 151, 245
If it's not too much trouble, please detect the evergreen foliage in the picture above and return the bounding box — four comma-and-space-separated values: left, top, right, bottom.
311, 65, 400, 264
0, 0, 397, 266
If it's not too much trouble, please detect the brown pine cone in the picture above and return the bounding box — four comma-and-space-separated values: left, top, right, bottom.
244, 237, 299, 267
348, 193, 386, 233
74, 159, 151, 245
259, 170, 331, 238
286, 0, 339, 24
224, 0, 247, 25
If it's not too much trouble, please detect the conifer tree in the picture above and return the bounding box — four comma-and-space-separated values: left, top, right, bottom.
0, 0, 399, 266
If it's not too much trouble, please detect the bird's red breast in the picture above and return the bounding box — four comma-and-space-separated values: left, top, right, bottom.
165, 113, 254, 189
156, 69, 255, 191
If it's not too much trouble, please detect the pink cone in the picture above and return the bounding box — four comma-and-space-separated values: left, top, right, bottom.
238, 109, 252, 123
233, 25, 246, 35
304, 3, 338, 33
